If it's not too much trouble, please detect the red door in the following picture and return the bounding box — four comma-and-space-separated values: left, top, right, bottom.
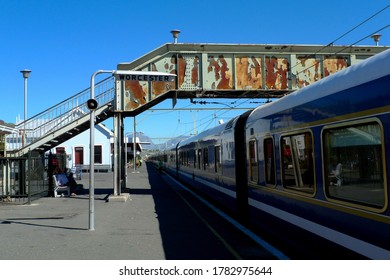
74, 147, 84, 164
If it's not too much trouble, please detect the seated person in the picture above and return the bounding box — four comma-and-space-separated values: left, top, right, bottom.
65, 168, 83, 196
330, 163, 342, 187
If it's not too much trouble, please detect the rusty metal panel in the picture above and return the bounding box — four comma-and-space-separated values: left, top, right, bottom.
323, 55, 349, 77
124, 66, 149, 111
265, 56, 289, 90
291, 55, 322, 89
235, 56, 263, 90
115, 44, 387, 99
204, 54, 234, 90
150, 55, 176, 96
177, 54, 201, 90
123, 55, 176, 111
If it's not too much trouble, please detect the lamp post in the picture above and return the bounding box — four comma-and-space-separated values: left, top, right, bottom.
88, 70, 112, 231
20, 69, 31, 147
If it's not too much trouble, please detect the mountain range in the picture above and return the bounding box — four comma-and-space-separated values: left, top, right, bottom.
125, 132, 190, 151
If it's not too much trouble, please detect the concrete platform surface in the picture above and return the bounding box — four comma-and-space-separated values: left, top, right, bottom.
0, 163, 274, 260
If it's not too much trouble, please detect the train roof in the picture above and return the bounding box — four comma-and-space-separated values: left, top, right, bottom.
178, 115, 240, 147
248, 48, 390, 122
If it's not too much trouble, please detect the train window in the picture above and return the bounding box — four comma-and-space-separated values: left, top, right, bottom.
169, 153, 175, 164
249, 139, 259, 183
323, 121, 386, 210
180, 151, 188, 166
214, 145, 221, 173
281, 132, 314, 194
264, 138, 276, 185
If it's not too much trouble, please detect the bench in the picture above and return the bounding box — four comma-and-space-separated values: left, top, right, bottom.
53, 174, 70, 197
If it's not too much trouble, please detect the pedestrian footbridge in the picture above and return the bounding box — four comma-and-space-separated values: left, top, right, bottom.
4, 43, 387, 157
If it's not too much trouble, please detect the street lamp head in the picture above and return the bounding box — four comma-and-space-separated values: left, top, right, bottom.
371, 34, 382, 46
20, 69, 32, 79
170, 29, 181, 44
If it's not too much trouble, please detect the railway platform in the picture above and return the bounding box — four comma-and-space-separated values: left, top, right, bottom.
0, 162, 285, 260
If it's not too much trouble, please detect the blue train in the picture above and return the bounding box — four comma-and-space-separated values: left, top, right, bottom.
151, 48, 390, 259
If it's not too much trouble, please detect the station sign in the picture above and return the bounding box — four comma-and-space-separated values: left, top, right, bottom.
113, 70, 176, 112
113, 71, 176, 83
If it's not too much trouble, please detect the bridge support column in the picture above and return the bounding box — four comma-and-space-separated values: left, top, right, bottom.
113, 112, 126, 196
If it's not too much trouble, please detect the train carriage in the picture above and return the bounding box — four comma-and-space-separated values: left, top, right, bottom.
176, 119, 237, 209
244, 48, 390, 259
152, 48, 390, 259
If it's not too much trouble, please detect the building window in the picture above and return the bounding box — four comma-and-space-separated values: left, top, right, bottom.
94, 145, 102, 164
56, 147, 65, 154
323, 121, 385, 210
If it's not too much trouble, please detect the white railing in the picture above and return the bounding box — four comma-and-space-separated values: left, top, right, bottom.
6, 77, 115, 154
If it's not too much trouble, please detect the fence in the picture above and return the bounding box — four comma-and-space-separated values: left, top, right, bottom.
0, 152, 61, 204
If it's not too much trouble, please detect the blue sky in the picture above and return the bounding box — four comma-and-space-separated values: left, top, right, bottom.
1, 0, 389, 143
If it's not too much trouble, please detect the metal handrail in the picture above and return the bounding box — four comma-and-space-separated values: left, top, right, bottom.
6, 77, 115, 153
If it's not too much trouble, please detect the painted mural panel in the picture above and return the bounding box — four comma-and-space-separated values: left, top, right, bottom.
177, 54, 201, 90
265, 56, 289, 90
323, 55, 349, 77
205, 54, 233, 90
291, 55, 321, 89
235, 56, 263, 90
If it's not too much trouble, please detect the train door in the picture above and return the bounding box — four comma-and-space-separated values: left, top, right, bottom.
175, 146, 179, 176
193, 149, 196, 168
203, 147, 209, 170
248, 139, 258, 183
264, 137, 276, 186
197, 149, 202, 169
214, 145, 221, 173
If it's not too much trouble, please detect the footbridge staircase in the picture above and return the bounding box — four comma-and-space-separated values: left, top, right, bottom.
5, 43, 387, 157
6, 77, 116, 157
